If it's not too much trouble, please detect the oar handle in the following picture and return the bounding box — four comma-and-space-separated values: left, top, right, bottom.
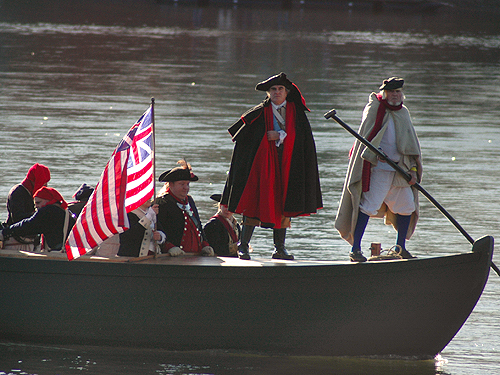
324, 109, 474, 245
323, 108, 337, 120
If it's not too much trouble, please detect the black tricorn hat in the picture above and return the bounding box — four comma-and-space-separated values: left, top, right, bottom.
210, 194, 222, 202
73, 183, 94, 201
255, 72, 293, 91
379, 77, 404, 90
159, 167, 198, 182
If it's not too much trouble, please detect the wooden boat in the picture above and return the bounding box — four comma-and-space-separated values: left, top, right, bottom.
0, 235, 493, 358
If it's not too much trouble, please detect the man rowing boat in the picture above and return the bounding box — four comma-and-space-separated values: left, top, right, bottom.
335, 77, 423, 262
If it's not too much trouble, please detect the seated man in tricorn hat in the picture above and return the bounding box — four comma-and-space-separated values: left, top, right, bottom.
221, 72, 323, 260
155, 159, 214, 257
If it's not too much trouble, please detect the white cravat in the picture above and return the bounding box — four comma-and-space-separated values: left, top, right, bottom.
177, 201, 193, 217
272, 102, 286, 126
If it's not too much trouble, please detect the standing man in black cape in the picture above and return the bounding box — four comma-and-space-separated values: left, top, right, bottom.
221, 72, 322, 260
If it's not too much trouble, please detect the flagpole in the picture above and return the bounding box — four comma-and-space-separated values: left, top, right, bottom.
151, 97, 159, 257
151, 97, 156, 199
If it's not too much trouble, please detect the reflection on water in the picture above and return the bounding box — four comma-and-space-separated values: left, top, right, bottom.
0, 342, 439, 375
1, 1, 500, 374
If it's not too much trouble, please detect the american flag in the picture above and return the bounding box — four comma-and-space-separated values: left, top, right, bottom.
65, 106, 154, 260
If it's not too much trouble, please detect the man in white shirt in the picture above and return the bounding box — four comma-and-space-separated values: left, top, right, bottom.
335, 77, 423, 262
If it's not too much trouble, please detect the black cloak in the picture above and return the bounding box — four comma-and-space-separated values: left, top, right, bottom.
221, 95, 322, 227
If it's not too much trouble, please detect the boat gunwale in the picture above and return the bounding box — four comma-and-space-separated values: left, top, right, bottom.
0, 237, 492, 281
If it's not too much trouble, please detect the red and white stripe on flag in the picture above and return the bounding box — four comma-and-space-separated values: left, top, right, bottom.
65, 107, 154, 260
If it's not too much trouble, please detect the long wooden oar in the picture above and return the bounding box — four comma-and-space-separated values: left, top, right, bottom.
324, 109, 499, 276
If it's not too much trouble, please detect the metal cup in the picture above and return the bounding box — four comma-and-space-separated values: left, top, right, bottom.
370, 242, 381, 256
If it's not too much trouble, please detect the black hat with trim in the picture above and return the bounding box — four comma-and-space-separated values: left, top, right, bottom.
379, 77, 404, 90
73, 183, 94, 201
210, 194, 222, 202
159, 168, 198, 182
255, 72, 293, 91
159, 160, 198, 182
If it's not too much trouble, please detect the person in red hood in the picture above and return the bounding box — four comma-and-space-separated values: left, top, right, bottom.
1, 186, 75, 252
2, 163, 51, 250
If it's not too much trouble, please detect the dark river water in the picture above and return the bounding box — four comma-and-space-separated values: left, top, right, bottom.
1, 0, 500, 374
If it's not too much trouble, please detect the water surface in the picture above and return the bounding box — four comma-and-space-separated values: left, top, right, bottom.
1, 1, 499, 374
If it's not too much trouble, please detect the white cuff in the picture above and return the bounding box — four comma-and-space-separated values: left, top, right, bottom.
158, 231, 166, 244
275, 130, 287, 147
145, 207, 157, 223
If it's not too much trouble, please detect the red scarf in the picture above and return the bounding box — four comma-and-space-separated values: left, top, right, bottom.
361, 94, 403, 192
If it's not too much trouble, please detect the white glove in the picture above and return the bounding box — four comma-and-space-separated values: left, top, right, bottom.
168, 246, 185, 257
201, 246, 215, 257
145, 206, 157, 224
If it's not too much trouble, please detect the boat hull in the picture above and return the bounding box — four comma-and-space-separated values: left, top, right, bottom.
0, 236, 493, 358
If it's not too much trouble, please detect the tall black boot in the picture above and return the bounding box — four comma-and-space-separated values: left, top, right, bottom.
272, 228, 294, 260
238, 224, 254, 260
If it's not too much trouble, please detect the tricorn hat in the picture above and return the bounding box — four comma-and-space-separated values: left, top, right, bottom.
159, 159, 198, 182
379, 77, 404, 91
210, 194, 222, 202
73, 183, 94, 201
159, 168, 198, 182
255, 72, 293, 91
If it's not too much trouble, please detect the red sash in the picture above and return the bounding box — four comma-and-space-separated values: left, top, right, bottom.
214, 214, 238, 243
361, 94, 403, 192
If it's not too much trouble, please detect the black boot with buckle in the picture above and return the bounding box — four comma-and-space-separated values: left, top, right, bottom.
272, 228, 294, 260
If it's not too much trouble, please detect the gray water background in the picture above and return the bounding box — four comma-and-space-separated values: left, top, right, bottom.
0, 1, 499, 374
